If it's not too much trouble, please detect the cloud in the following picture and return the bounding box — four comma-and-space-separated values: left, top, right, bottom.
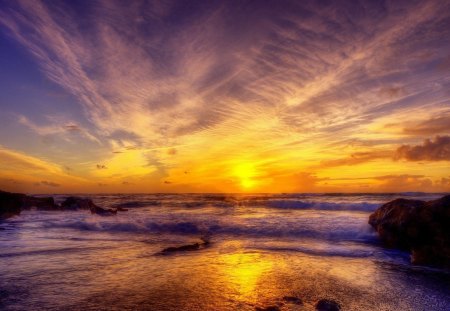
317, 151, 390, 168
64, 124, 81, 132
403, 115, 450, 135
379, 86, 405, 99
0, 145, 65, 173
373, 174, 434, 192
0, 1, 449, 192
0, 145, 89, 193
2, 0, 448, 145
39, 180, 60, 187
395, 136, 450, 161
167, 148, 177, 155
17, 115, 100, 144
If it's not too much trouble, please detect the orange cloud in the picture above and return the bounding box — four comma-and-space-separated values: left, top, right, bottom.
395, 136, 450, 161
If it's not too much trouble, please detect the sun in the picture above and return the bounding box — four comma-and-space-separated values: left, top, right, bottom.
233, 162, 257, 189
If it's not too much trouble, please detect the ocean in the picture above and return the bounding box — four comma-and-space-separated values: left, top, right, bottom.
0, 193, 449, 310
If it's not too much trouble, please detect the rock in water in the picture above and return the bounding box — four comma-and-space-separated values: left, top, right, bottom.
160, 236, 211, 254
1, 190, 60, 218
369, 195, 450, 267
90, 205, 117, 216
0, 190, 24, 219
315, 299, 341, 311
22, 196, 59, 210
61, 196, 116, 215
61, 197, 96, 210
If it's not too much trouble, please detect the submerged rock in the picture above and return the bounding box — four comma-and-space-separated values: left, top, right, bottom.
315, 299, 341, 311
369, 195, 450, 267
160, 236, 210, 254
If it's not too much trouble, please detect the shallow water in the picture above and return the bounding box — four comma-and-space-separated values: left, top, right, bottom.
0, 193, 449, 310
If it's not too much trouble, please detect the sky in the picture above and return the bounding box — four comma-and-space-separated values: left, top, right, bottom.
0, 0, 449, 194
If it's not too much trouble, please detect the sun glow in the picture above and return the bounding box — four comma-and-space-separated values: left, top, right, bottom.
233, 162, 257, 189
94, 150, 156, 179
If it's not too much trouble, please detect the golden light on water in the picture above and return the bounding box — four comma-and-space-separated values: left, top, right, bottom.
219, 252, 273, 302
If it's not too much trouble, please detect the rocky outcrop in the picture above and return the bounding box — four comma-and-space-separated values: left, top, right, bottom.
61, 197, 96, 210
61, 197, 117, 215
1, 190, 60, 219
1, 191, 122, 219
369, 195, 450, 267
0, 190, 24, 219
22, 196, 59, 210
90, 205, 117, 216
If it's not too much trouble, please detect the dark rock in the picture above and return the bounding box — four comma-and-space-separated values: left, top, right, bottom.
369, 195, 450, 267
315, 299, 341, 311
61, 196, 116, 215
160, 236, 211, 254
282, 296, 302, 304
90, 205, 117, 216
61, 197, 96, 210
61, 196, 117, 215
22, 196, 59, 210
1, 190, 60, 218
162, 243, 201, 253
0, 190, 24, 219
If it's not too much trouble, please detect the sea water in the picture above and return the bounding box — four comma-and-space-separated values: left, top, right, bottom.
0, 193, 449, 310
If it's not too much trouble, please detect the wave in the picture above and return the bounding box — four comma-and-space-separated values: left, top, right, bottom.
104, 198, 381, 212
262, 200, 380, 211
253, 245, 375, 258
42, 218, 377, 242
113, 201, 161, 208
0, 246, 109, 258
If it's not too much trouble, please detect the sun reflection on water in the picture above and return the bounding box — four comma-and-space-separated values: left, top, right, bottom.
218, 251, 274, 303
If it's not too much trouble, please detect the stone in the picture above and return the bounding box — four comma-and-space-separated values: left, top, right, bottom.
61, 197, 96, 210
315, 299, 341, 311
22, 196, 59, 210
369, 195, 450, 267
160, 236, 211, 254
0, 190, 23, 219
